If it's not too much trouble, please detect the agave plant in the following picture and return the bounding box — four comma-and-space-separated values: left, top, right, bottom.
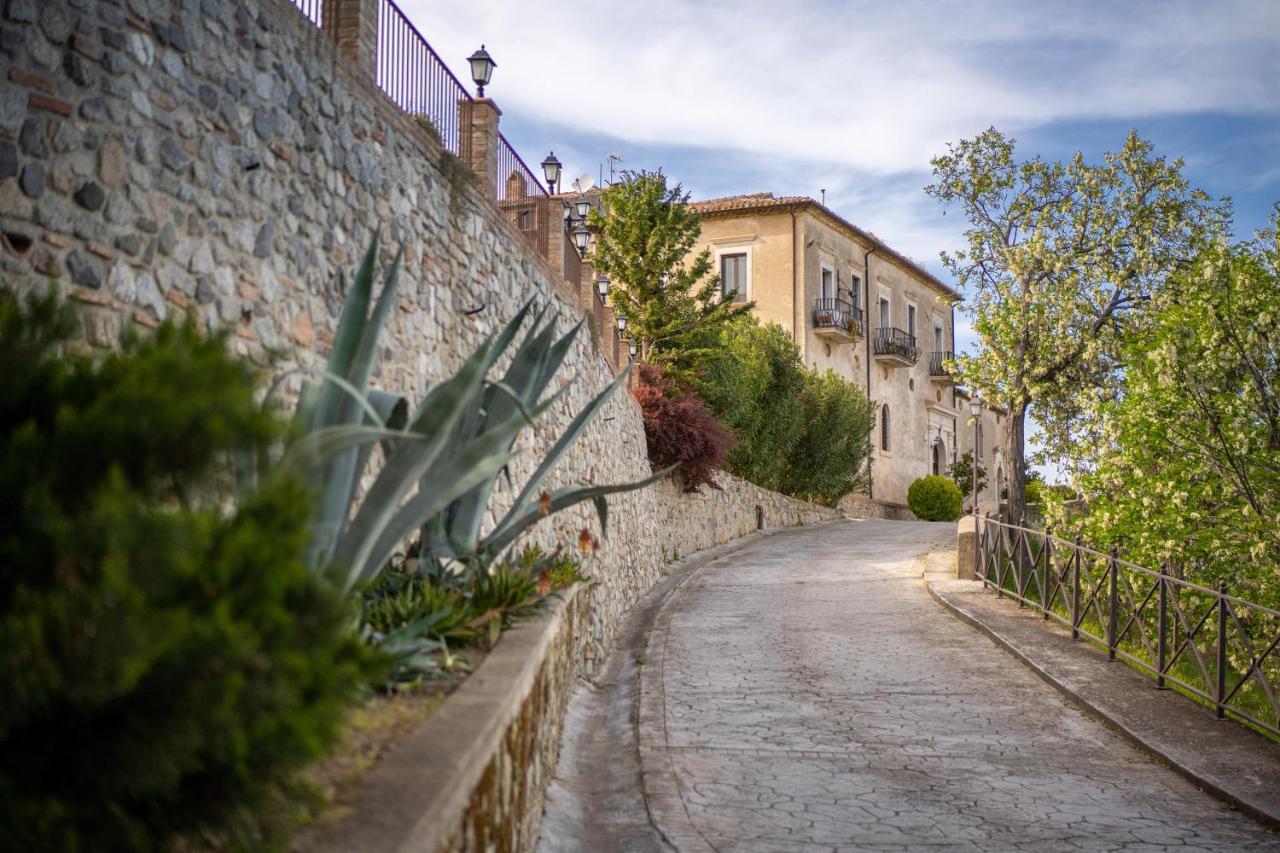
281, 236, 667, 595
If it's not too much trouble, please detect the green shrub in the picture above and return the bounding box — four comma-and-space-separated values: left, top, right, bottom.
0, 295, 376, 852
907, 475, 965, 522
699, 319, 873, 504
697, 318, 807, 491
780, 368, 875, 505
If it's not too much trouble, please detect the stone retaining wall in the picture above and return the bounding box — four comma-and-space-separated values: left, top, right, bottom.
0, 2, 843, 850
839, 492, 918, 521
653, 471, 841, 562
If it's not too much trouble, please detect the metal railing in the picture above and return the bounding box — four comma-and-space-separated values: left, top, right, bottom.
975, 515, 1280, 738
497, 132, 549, 202
873, 327, 919, 362
812, 298, 863, 338
374, 0, 471, 155
290, 0, 323, 26
929, 350, 954, 376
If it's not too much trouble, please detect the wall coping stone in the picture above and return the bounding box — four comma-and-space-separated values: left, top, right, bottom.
294, 581, 589, 853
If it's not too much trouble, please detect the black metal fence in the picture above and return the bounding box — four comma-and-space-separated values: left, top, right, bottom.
497, 132, 548, 202
291, 0, 323, 26
373, 0, 470, 155
873, 327, 919, 362
812, 298, 863, 337
975, 515, 1280, 739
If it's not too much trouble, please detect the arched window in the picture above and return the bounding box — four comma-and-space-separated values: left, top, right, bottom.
881, 405, 891, 452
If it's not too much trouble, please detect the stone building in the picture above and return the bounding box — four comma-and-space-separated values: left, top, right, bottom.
686, 192, 1005, 512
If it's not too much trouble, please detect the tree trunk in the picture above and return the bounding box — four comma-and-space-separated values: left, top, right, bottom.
1007, 403, 1028, 525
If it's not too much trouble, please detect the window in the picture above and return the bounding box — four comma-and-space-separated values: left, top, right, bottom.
934, 322, 944, 351
907, 304, 917, 339
881, 405, 891, 452
849, 273, 862, 309
878, 297, 890, 328
720, 253, 748, 302
821, 265, 835, 301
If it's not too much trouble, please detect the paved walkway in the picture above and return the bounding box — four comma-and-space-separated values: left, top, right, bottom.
638, 521, 1277, 852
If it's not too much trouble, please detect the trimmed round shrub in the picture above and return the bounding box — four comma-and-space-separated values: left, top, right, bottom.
907, 475, 964, 522
0, 296, 377, 852
632, 363, 735, 492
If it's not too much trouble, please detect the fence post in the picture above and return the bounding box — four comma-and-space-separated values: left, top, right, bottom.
1156, 561, 1169, 689
1071, 535, 1081, 640
322, 0, 378, 77
991, 514, 1003, 599
1216, 581, 1228, 719
458, 98, 501, 200
1107, 546, 1119, 660
1041, 536, 1051, 620
1014, 528, 1025, 607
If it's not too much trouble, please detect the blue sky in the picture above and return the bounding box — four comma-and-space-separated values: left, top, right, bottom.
402, 0, 1279, 474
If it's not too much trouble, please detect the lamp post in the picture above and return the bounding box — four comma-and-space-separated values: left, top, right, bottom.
596, 275, 609, 297
574, 198, 591, 219
616, 315, 627, 333
540, 151, 562, 195
571, 223, 590, 257
969, 394, 982, 515
467, 45, 496, 97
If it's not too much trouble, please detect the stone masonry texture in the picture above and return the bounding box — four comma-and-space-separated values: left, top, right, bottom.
0, 2, 840, 849
639, 521, 1278, 852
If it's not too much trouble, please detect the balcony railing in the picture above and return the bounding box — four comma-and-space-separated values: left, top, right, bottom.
874, 327, 919, 363
812, 298, 863, 339
929, 350, 954, 377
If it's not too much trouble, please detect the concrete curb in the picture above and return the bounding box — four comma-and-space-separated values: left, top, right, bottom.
925, 575, 1280, 831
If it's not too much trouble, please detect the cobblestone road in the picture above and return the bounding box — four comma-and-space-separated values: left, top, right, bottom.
638, 521, 1277, 852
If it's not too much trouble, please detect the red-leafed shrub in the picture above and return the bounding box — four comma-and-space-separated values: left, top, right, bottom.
632, 364, 735, 493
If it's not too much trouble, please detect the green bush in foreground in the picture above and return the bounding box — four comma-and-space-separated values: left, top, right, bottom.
0, 295, 376, 852
907, 475, 964, 522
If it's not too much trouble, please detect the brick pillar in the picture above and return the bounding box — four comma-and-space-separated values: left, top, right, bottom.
322, 0, 377, 77
539, 195, 567, 279
458, 98, 500, 200
579, 260, 595, 309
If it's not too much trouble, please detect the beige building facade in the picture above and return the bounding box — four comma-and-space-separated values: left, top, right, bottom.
688, 193, 1005, 511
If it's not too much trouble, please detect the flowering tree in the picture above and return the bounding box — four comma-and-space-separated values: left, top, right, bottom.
926, 129, 1224, 523
1064, 220, 1280, 603
589, 170, 753, 381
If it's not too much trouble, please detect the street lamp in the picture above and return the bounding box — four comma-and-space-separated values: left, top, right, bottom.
616, 315, 627, 332
540, 151, 562, 194
969, 394, 982, 515
571, 223, 590, 256
628, 339, 638, 358
575, 198, 592, 219
467, 45, 496, 97
596, 275, 610, 297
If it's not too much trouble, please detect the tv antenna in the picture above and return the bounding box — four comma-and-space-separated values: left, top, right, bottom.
608, 153, 623, 184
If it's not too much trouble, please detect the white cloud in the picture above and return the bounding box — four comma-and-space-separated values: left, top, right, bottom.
397, 0, 1280, 175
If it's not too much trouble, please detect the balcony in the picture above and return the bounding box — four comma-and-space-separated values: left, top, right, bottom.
812, 298, 863, 343
873, 328, 919, 366
929, 350, 954, 383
